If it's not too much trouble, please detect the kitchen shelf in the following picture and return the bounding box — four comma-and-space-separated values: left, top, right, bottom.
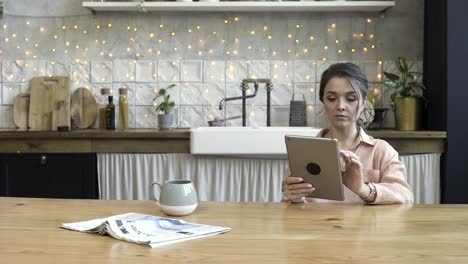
82, 1, 395, 13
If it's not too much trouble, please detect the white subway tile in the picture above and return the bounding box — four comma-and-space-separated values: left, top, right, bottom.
226, 61, 247, 83
158, 60, 180, 82
247, 60, 270, 80
181, 60, 202, 82
112, 60, 135, 82
91, 61, 112, 83
135, 83, 158, 106
294, 60, 316, 83
136, 61, 157, 83
204, 60, 225, 83
181, 83, 202, 105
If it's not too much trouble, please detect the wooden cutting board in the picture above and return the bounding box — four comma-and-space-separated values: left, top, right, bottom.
13, 93, 30, 130
70, 87, 97, 129
29, 76, 71, 131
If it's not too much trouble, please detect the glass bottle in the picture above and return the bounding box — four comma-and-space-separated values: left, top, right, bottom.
105, 95, 115, 130
99, 88, 110, 129
118, 88, 129, 129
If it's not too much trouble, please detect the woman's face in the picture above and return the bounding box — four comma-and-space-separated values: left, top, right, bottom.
322, 77, 362, 129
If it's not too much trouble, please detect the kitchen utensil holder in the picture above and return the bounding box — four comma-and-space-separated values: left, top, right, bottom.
289, 93, 307, 127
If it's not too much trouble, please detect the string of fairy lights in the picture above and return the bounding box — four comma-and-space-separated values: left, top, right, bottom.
0, 14, 384, 126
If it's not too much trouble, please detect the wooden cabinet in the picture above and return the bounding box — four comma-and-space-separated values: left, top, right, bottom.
0, 153, 98, 199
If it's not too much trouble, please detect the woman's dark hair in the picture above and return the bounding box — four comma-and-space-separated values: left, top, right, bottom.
319, 62, 369, 104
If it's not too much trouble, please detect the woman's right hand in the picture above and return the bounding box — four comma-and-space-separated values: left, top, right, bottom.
282, 173, 315, 203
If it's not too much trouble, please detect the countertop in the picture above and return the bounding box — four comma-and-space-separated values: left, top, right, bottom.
0, 128, 446, 154
0, 128, 445, 139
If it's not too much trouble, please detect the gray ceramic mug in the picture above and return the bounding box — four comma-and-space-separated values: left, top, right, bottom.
152, 179, 198, 216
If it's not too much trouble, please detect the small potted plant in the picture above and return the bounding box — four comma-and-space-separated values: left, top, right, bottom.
153, 84, 177, 130
383, 56, 426, 130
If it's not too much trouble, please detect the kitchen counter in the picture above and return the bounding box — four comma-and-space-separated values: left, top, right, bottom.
0, 129, 445, 154
0, 129, 190, 153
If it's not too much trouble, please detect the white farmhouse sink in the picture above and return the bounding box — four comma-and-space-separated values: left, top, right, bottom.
190, 126, 322, 156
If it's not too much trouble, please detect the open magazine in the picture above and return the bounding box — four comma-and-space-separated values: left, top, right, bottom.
61, 213, 231, 248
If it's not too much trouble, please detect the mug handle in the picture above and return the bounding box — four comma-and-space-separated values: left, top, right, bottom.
152, 182, 162, 202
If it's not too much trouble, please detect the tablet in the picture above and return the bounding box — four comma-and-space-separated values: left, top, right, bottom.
285, 135, 344, 201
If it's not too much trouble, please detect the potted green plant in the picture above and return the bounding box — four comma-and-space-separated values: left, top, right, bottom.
153, 84, 177, 130
383, 56, 426, 131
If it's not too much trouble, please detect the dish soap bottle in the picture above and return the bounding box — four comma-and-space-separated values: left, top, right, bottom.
105, 95, 115, 130
118, 88, 129, 129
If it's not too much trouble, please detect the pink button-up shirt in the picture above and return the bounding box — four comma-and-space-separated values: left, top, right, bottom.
307, 128, 414, 204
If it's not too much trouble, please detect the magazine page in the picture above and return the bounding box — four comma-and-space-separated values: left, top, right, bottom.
61, 216, 110, 234
105, 213, 231, 248
61, 213, 231, 248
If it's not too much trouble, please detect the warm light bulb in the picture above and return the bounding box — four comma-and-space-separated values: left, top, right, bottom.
224, 20, 228, 24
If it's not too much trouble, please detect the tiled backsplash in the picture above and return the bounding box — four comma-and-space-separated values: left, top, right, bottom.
0, 59, 422, 129
0, 0, 424, 129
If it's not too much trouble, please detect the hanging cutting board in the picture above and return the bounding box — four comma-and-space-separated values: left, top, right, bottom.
13, 93, 30, 130
28, 76, 71, 131
70, 87, 98, 129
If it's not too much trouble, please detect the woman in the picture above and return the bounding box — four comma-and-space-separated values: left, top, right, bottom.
283, 62, 413, 204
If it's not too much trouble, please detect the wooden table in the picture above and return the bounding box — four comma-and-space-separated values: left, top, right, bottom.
1, 197, 467, 263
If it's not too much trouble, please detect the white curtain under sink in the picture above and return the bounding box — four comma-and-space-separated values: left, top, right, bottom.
98, 153, 440, 204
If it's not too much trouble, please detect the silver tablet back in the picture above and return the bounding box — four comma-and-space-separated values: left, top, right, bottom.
285, 135, 344, 201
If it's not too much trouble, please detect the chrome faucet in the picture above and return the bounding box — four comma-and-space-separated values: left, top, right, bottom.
218, 78, 273, 127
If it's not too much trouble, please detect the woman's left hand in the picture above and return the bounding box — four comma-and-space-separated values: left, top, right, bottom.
339, 150, 369, 198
